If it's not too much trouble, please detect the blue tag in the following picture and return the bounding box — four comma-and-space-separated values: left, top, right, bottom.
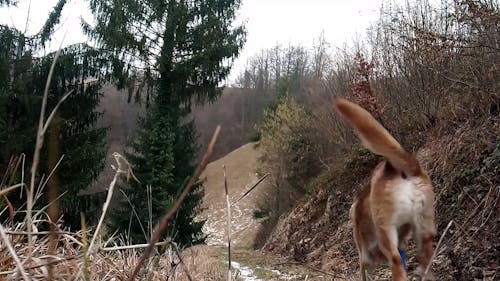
398, 249, 407, 271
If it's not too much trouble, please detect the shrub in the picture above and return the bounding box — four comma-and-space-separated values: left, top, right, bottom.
248, 129, 262, 142
258, 96, 320, 190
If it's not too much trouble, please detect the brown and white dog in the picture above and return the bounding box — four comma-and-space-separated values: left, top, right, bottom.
333, 98, 436, 281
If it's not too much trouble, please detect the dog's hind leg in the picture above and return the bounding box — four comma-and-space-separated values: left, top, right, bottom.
359, 255, 371, 281
415, 231, 436, 280
360, 261, 368, 281
377, 226, 407, 281
414, 210, 436, 280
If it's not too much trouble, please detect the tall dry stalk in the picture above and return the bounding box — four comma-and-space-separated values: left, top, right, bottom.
89, 152, 137, 253
27, 41, 75, 263
47, 113, 61, 280
231, 173, 269, 205
223, 165, 232, 281
73, 152, 137, 281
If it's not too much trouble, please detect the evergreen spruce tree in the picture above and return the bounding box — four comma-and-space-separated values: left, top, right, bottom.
86, 0, 246, 245
0, 1, 108, 229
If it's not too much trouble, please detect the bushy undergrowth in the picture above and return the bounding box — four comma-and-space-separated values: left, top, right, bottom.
258, 96, 320, 191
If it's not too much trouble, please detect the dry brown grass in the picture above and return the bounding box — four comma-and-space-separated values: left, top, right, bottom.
417, 114, 500, 280
0, 150, 242, 281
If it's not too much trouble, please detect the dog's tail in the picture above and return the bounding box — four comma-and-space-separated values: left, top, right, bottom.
334, 97, 421, 176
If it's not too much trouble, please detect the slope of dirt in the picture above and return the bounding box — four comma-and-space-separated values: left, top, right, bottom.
197, 142, 272, 249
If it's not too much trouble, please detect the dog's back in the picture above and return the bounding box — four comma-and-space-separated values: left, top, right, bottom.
334, 98, 436, 281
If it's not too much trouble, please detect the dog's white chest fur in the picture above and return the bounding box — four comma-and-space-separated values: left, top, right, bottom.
391, 178, 427, 226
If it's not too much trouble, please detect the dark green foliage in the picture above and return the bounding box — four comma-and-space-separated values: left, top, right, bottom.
39, 0, 67, 47
86, 0, 246, 105
252, 208, 269, 219
33, 46, 108, 228
111, 107, 176, 242
111, 106, 206, 245
88, 0, 246, 245
0, 22, 108, 230
248, 129, 262, 142
0, 0, 17, 7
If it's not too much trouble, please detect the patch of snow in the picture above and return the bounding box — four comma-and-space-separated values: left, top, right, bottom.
271, 269, 300, 280
199, 195, 260, 246
231, 261, 261, 281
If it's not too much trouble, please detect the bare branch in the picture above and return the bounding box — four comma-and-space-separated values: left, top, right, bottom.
231, 173, 270, 205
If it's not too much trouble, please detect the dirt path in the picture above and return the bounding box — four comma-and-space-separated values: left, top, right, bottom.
227, 248, 344, 281
175, 245, 343, 281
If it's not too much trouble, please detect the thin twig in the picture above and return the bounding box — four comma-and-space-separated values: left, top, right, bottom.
423, 220, 454, 279
21, 153, 25, 200
42, 90, 75, 134
119, 189, 149, 239
0, 156, 14, 188
100, 241, 171, 252
24, 0, 31, 33
171, 242, 194, 281
231, 173, 270, 205
0, 223, 30, 281
89, 152, 133, 254
128, 125, 221, 281
223, 165, 232, 281
0, 183, 24, 197
5, 230, 76, 236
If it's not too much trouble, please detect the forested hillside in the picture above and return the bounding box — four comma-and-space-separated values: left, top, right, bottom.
241, 1, 499, 280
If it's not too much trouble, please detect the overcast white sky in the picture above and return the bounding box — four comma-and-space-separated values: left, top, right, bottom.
0, 0, 387, 82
